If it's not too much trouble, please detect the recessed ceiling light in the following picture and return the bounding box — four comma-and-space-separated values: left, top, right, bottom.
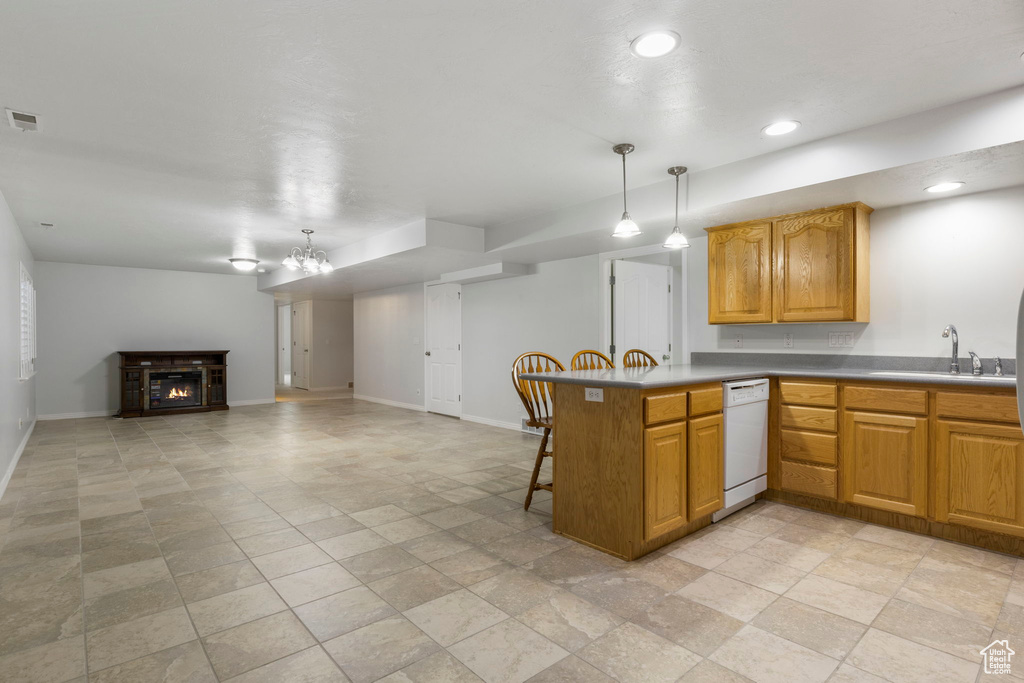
629, 30, 680, 58
924, 181, 964, 193
229, 258, 259, 271
762, 120, 800, 136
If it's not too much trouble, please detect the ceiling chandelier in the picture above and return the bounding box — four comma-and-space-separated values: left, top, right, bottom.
663, 166, 690, 249
282, 229, 333, 274
611, 143, 641, 237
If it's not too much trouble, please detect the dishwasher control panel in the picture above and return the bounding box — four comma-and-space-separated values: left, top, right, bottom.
723, 378, 770, 407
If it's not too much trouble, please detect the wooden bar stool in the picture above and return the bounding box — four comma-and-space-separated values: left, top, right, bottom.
570, 349, 615, 370
512, 352, 565, 511
623, 349, 658, 368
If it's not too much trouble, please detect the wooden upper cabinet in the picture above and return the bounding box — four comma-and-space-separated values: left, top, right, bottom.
643, 422, 688, 540
842, 411, 928, 517
706, 203, 870, 324
707, 221, 773, 323
935, 420, 1024, 537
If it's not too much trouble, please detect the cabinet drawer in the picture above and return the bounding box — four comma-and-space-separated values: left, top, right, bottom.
780, 380, 837, 407
780, 405, 837, 432
844, 385, 928, 415
780, 429, 837, 466
644, 392, 687, 425
780, 461, 837, 500
936, 391, 1020, 425
689, 387, 723, 417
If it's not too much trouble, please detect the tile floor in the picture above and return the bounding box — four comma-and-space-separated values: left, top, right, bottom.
0, 398, 1021, 682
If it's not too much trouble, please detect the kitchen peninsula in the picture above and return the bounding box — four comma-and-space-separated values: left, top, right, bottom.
522, 361, 1021, 561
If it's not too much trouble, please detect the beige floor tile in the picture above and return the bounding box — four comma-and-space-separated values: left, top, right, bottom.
83, 557, 171, 599
236, 528, 309, 557
927, 539, 1017, 575
785, 575, 888, 625
439, 486, 491, 504
294, 586, 397, 641
203, 611, 316, 680
450, 618, 569, 683
852, 525, 935, 554
348, 504, 414, 527
846, 628, 979, 683
615, 554, 705, 592
430, 548, 512, 586
86, 606, 197, 671
340, 545, 424, 582
221, 513, 291, 540
89, 640, 216, 683
896, 556, 1010, 626
516, 591, 623, 652
400, 531, 475, 563
827, 664, 888, 682
187, 582, 287, 636
710, 624, 838, 683
470, 568, 562, 615
524, 546, 621, 586
225, 645, 348, 682
751, 597, 866, 660
296, 515, 366, 542
165, 541, 247, 577
577, 622, 700, 683
419, 506, 486, 530
665, 535, 739, 569
84, 577, 183, 631
676, 572, 778, 622
271, 562, 361, 606
524, 655, 614, 682
175, 560, 265, 603
715, 552, 807, 594
250, 542, 333, 580
374, 517, 442, 544
873, 599, 991, 663
790, 511, 865, 536
678, 659, 752, 682
569, 573, 670, 619
378, 651, 481, 682
746, 536, 830, 572
771, 524, 851, 553
317, 529, 392, 560
0, 634, 85, 683
323, 616, 440, 683
404, 589, 508, 646
632, 594, 744, 656
370, 565, 463, 611
484, 532, 560, 566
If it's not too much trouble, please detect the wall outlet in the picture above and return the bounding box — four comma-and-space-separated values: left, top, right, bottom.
585, 387, 604, 402
733, 334, 743, 349
783, 333, 794, 348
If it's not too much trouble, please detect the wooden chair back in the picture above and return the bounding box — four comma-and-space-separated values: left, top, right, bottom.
623, 349, 659, 368
571, 350, 615, 371
511, 352, 565, 428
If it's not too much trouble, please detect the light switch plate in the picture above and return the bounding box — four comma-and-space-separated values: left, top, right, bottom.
585, 388, 604, 402
733, 334, 743, 348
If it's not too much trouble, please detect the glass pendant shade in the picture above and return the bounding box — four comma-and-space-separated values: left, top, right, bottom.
612, 212, 641, 238
611, 144, 640, 237
282, 255, 300, 269
663, 226, 689, 249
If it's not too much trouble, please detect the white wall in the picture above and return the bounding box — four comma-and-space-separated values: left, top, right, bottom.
462, 255, 601, 429
35, 262, 276, 417
687, 186, 1024, 360
353, 283, 425, 409
0, 190, 35, 496
310, 299, 354, 389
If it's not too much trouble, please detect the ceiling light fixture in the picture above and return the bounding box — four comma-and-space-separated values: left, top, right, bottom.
924, 181, 965, 193
228, 258, 259, 272
282, 229, 334, 274
762, 120, 800, 136
611, 143, 641, 238
629, 30, 681, 58
663, 166, 690, 249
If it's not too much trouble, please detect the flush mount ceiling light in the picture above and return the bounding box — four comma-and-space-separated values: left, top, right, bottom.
282, 229, 334, 274
629, 30, 681, 58
762, 120, 800, 136
611, 143, 641, 238
663, 166, 690, 249
925, 181, 965, 193
228, 258, 259, 272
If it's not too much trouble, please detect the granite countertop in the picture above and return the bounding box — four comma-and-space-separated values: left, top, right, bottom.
520, 363, 1017, 389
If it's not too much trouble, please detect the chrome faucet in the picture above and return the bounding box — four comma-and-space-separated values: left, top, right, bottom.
968, 351, 982, 376
942, 325, 959, 374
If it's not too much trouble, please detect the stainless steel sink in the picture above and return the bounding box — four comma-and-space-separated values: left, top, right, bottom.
867, 371, 1014, 383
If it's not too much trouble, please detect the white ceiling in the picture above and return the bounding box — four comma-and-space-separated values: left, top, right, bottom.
1, 0, 1022, 276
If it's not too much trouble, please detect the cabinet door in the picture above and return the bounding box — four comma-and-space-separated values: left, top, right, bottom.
644, 421, 688, 540
774, 208, 853, 322
936, 420, 1024, 537
842, 411, 928, 516
707, 223, 773, 324
688, 413, 724, 519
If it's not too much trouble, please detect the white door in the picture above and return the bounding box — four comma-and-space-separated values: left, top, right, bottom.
292, 301, 311, 390
613, 260, 672, 364
426, 283, 461, 416
277, 305, 292, 385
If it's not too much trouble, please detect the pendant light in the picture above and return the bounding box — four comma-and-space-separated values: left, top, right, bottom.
282, 229, 334, 274
611, 143, 641, 237
663, 166, 690, 249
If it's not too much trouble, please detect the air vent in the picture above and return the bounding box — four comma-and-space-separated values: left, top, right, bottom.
39, 222, 54, 229
520, 419, 545, 436
6, 109, 38, 132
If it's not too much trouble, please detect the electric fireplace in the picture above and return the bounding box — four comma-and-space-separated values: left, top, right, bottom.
117, 350, 229, 418
149, 371, 202, 410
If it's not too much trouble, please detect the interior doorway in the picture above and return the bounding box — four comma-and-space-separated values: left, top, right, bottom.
277, 304, 292, 385
425, 283, 462, 417
291, 300, 311, 390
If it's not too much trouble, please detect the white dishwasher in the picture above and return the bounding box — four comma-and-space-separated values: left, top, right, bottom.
713, 378, 769, 522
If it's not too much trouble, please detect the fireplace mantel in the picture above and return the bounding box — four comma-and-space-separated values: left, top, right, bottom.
118, 350, 229, 418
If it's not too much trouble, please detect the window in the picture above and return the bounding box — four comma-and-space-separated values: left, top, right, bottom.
19, 263, 35, 380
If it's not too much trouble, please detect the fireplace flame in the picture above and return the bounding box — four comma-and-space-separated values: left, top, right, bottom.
167, 387, 192, 399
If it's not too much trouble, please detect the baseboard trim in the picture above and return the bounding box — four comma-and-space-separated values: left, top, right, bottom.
461, 414, 532, 433
353, 395, 426, 412
305, 386, 354, 392
231, 398, 278, 406
38, 410, 115, 421
1, 419, 35, 502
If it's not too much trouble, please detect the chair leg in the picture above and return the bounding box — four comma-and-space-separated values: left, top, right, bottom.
524, 427, 551, 511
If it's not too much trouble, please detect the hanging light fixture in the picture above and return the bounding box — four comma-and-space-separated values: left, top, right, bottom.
663, 166, 690, 249
282, 229, 334, 274
611, 143, 641, 237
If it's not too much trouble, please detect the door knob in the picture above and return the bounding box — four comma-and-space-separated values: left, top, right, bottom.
662, 355, 670, 361
425, 351, 431, 356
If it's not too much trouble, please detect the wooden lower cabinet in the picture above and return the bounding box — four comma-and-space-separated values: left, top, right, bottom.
842, 411, 928, 516
935, 420, 1024, 537
643, 421, 688, 540
689, 414, 724, 518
